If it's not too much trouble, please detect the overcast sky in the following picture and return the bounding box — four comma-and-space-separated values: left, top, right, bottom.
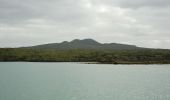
0, 0, 170, 48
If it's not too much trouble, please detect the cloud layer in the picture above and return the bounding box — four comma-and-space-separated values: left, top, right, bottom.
0, 0, 170, 48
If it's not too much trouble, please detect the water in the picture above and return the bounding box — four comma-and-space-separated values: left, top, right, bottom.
0, 62, 170, 100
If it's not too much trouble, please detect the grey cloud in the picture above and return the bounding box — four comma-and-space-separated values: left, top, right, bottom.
0, 0, 170, 48
0, 0, 39, 24
97, 0, 170, 8
118, 0, 170, 8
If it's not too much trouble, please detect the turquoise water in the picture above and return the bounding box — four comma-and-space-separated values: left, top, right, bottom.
0, 62, 170, 100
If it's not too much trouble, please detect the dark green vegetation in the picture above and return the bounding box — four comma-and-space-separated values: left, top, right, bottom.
1, 39, 170, 64
0, 48, 170, 64
26, 39, 141, 50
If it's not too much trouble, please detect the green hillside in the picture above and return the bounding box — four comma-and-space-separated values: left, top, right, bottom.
1, 39, 170, 64
26, 39, 141, 50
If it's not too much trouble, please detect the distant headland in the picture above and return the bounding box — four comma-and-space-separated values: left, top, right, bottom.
0, 39, 170, 64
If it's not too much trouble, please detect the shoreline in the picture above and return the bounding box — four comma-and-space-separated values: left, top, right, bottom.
0, 61, 170, 65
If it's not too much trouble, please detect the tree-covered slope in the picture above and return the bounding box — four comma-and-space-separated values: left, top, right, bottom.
0, 48, 170, 64
1, 39, 170, 64
25, 39, 141, 50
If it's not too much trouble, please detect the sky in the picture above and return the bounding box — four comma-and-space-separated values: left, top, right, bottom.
0, 0, 170, 48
